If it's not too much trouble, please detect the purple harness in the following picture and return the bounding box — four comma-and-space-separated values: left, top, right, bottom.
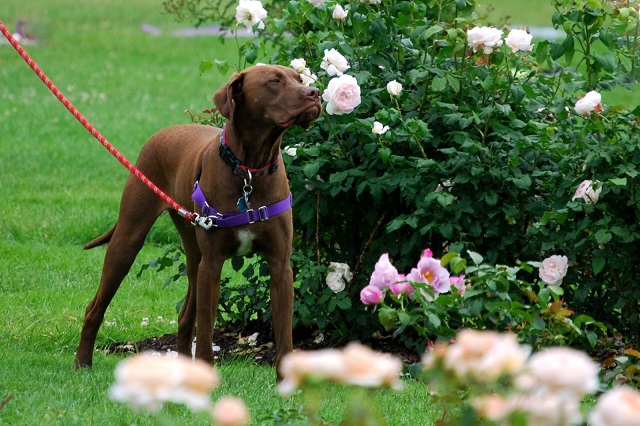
192, 182, 292, 228
191, 126, 292, 229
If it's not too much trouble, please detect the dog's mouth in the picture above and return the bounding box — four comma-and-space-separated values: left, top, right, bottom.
278, 104, 322, 129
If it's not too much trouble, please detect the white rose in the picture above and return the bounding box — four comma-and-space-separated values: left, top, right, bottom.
435, 180, 454, 192
235, 0, 267, 32
572, 179, 602, 204
322, 74, 361, 115
300, 67, 317, 86
326, 262, 352, 293
574, 90, 603, 116
332, 4, 348, 20
505, 29, 533, 53
538, 255, 568, 286
372, 121, 389, 135
467, 26, 504, 54
283, 146, 297, 156
290, 58, 307, 73
320, 48, 350, 76
386, 80, 402, 96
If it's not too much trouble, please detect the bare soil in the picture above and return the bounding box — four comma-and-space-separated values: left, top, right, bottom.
105, 324, 422, 365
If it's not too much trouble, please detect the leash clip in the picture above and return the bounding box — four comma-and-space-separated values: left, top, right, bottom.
192, 213, 218, 230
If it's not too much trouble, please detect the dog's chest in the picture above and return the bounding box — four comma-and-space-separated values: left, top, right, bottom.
234, 230, 255, 256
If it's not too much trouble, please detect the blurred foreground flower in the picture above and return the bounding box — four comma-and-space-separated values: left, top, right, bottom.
423, 329, 604, 425
515, 347, 599, 398
589, 386, 640, 426
278, 342, 403, 396
109, 352, 218, 413
425, 329, 530, 382
212, 397, 251, 426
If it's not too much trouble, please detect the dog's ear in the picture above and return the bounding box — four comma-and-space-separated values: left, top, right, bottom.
213, 72, 244, 120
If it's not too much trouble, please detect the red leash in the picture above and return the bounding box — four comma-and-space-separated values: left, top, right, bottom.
0, 20, 198, 223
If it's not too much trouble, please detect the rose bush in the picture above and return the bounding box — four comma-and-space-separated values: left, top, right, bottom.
165, 0, 640, 352
360, 249, 606, 353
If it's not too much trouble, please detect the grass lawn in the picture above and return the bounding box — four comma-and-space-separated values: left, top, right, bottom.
0, 0, 634, 424
0, 0, 441, 424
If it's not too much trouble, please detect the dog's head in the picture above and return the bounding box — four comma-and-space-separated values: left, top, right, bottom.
214, 64, 322, 129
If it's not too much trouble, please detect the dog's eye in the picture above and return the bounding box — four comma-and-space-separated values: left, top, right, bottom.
269, 78, 281, 84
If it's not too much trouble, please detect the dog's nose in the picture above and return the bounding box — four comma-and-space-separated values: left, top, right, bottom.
304, 86, 320, 99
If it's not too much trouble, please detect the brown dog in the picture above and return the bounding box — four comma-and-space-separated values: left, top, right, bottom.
73, 65, 321, 374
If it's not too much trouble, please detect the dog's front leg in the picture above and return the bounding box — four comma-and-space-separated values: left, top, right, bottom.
266, 254, 295, 379
194, 253, 224, 364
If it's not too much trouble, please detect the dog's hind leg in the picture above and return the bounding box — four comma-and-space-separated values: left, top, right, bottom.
74, 178, 166, 368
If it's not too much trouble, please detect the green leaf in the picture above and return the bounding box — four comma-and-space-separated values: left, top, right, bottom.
379, 308, 397, 331
398, 312, 411, 326
594, 52, 616, 73
336, 297, 352, 310
446, 74, 460, 92
426, 313, 441, 328
303, 162, 321, 179
431, 76, 447, 92
595, 230, 612, 244
199, 60, 214, 74
609, 177, 627, 186
468, 251, 483, 265
422, 24, 444, 40
440, 252, 459, 267
549, 42, 565, 60
378, 147, 391, 163
231, 257, 245, 272
592, 257, 606, 275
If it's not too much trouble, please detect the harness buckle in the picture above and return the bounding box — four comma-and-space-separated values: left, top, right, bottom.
257, 206, 269, 221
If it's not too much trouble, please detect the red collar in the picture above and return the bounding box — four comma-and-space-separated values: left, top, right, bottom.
218, 126, 280, 179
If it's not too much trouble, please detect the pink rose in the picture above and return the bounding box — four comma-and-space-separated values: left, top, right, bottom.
322, 74, 361, 115
414, 256, 451, 293
389, 281, 414, 296
360, 285, 384, 305
450, 275, 466, 295
369, 253, 399, 289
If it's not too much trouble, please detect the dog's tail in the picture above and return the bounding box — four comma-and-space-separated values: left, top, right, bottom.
84, 224, 117, 250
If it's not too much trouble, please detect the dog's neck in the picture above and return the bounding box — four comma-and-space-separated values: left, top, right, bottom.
223, 123, 284, 171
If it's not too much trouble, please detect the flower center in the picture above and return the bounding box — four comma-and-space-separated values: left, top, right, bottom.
422, 269, 435, 283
